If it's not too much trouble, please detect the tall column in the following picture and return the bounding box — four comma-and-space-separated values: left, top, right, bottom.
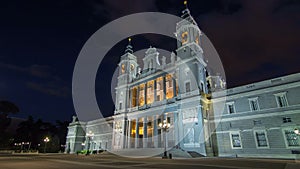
163, 76, 167, 100
153, 116, 158, 148
163, 76, 166, 100
127, 119, 131, 149
178, 110, 184, 148
126, 88, 130, 110
144, 83, 147, 105
173, 77, 176, 97
176, 68, 181, 96
197, 106, 205, 152
164, 113, 168, 148
121, 118, 127, 149
154, 79, 157, 102
137, 86, 140, 107
174, 111, 179, 147
143, 117, 148, 148
112, 121, 116, 150
129, 88, 132, 108
135, 118, 139, 148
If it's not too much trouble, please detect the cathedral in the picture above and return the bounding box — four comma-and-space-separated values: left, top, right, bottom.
65, 4, 300, 158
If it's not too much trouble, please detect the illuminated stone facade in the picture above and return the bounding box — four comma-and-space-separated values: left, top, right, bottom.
110, 7, 217, 156
65, 6, 300, 159
212, 73, 300, 158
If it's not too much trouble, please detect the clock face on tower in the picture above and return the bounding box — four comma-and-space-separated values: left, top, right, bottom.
181, 31, 188, 44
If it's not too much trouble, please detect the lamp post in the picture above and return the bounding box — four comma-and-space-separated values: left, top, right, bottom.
81, 142, 85, 150
158, 116, 170, 159
86, 131, 94, 155
21, 142, 24, 152
43, 137, 50, 153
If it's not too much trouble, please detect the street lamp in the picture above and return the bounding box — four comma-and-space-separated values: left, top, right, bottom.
81, 142, 85, 149
158, 116, 171, 159
43, 137, 50, 153
86, 131, 94, 155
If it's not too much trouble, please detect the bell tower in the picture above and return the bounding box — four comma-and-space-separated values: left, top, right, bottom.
115, 38, 138, 114
175, 1, 203, 61
175, 1, 209, 94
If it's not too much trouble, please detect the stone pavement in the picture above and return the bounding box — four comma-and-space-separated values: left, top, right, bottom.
0, 152, 299, 169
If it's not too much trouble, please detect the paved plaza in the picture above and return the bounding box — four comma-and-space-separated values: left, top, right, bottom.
0, 152, 299, 169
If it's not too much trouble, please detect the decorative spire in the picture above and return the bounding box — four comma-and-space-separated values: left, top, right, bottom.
181, 0, 191, 18
184, 0, 188, 7
125, 37, 133, 54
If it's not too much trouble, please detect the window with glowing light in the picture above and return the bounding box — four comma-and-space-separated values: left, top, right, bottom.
139, 84, 145, 106
147, 80, 154, 104
147, 121, 153, 138
156, 77, 163, 101
138, 122, 143, 136
165, 74, 174, 99
131, 87, 137, 107
131, 121, 136, 137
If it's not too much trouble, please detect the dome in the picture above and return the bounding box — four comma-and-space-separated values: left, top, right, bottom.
145, 47, 157, 55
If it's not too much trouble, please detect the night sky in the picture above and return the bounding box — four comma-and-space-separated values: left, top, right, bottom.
0, 0, 299, 122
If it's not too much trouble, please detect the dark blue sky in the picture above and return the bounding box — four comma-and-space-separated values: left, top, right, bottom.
0, 0, 299, 122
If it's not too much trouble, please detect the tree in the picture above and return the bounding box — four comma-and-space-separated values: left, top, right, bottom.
0, 101, 20, 115
14, 116, 35, 148
14, 117, 70, 152
0, 100, 19, 148
0, 100, 19, 131
55, 120, 69, 151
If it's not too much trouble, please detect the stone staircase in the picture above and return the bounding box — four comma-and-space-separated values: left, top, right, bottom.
111, 148, 164, 158
187, 151, 205, 158
110, 147, 209, 158
167, 148, 192, 158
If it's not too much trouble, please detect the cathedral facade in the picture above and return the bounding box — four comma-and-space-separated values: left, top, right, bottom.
65, 6, 300, 158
